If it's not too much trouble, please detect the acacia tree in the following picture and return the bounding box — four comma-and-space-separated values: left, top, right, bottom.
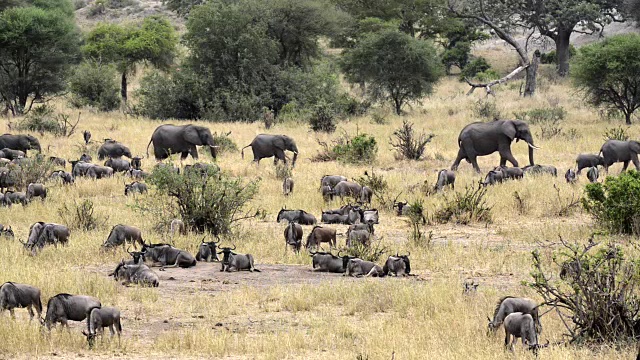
0, 2, 81, 114
340, 29, 443, 114
572, 34, 640, 125
517, 0, 625, 77
84, 15, 178, 103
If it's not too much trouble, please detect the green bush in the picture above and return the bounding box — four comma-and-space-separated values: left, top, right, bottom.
136, 71, 203, 120
433, 184, 492, 224
459, 57, 492, 81
333, 133, 377, 164
602, 126, 630, 141
514, 106, 566, 124
540, 45, 577, 64
68, 62, 120, 111
473, 99, 501, 120
17, 105, 79, 137
309, 102, 337, 133
583, 170, 640, 235
211, 131, 238, 154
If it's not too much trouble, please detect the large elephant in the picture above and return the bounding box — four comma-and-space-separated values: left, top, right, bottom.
146, 124, 218, 161
241, 134, 298, 166
0, 134, 41, 155
451, 120, 538, 173
598, 140, 640, 172
98, 140, 132, 160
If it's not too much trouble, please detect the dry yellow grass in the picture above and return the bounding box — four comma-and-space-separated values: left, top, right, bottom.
0, 67, 637, 359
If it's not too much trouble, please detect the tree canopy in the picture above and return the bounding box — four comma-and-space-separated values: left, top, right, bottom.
0, 2, 81, 114
340, 29, 443, 114
572, 34, 640, 124
84, 15, 178, 102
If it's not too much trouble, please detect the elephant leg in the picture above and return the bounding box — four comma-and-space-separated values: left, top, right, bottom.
180, 151, 189, 160
274, 149, 286, 164
633, 156, 640, 170
498, 146, 518, 168
622, 160, 630, 172
451, 148, 465, 171
188, 146, 198, 160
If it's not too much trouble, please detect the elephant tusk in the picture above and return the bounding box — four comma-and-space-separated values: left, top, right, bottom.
527, 142, 541, 150
209, 145, 220, 148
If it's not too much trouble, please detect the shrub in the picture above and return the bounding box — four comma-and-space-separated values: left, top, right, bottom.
68, 62, 120, 111
16, 105, 80, 137
539, 45, 577, 64
583, 170, 640, 235
333, 133, 377, 164
106, 0, 136, 8
340, 239, 387, 262
14, 156, 54, 190
74, 0, 86, 9
136, 71, 203, 120
87, 0, 106, 16
513, 106, 566, 124
459, 57, 492, 81
58, 199, 107, 231
309, 102, 337, 133
406, 199, 428, 246
529, 238, 640, 343
432, 184, 492, 224
602, 126, 630, 141
389, 120, 434, 160
211, 131, 238, 154
142, 164, 259, 235
274, 162, 292, 180
473, 99, 501, 120
538, 119, 564, 140
335, 93, 369, 117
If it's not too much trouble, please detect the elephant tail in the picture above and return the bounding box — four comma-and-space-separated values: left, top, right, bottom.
146, 138, 153, 158
241, 144, 252, 160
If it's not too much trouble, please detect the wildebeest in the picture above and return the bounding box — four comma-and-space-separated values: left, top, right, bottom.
496, 166, 524, 180
344, 257, 384, 277
87, 165, 114, 179
321, 211, 349, 224
565, 169, 577, 184
393, 201, 410, 216
347, 229, 371, 247
170, 219, 187, 237
110, 260, 160, 287
124, 181, 148, 196
3, 191, 28, 206
83, 130, 91, 144
482, 168, 506, 186
320, 175, 347, 189
72, 161, 95, 177
503, 312, 548, 354
321, 185, 334, 202
102, 225, 144, 249
0, 282, 42, 320
21, 222, 70, 254
383, 254, 411, 276
195, 238, 219, 262
346, 223, 374, 240
435, 169, 456, 192
282, 177, 294, 196
276, 208, 317, 225
82, 306, 122, 348
217, 245, 260, 272
126, 168, 149, 180
360, 186, 373, 204
50, 170, 74, 184
522, 164, 557, 177
105, 157, 131, 173
310, 251, 345, 273
42, 294, 102, 330
587, 166, 599, 183
26, 183, 46, 201
362, 209, 379, 224
124, 246, 145, 265
131, 156, 143, 170
48, 156, 66, 167
284, 221, 303, 253
305, 226, 337, 249
333, 180, 362, 200
1, 148, 24, 160
0, 224, 14, 239
141, 243, 196, 269
488, 297, 541, 335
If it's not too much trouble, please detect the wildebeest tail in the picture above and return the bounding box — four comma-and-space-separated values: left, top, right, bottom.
252, 268, 261, 272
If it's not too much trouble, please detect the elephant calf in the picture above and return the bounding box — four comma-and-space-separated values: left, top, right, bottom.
576, 154, 604, 174
26, 183, 46, 201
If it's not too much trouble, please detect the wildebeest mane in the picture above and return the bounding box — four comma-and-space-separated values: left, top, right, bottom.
493, 296, 516, 319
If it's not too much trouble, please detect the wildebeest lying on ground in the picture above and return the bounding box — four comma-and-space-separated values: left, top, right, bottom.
309, 251, 345, 273
110, 260, 159, 287
0, 224, 14, 239
196, 238, 219, 262
503, 312, 548, 355
82, 306, 122, 348
276, 208, 317, 225
141, 242, 196, 270
343, 256, 384, 277
383, 253, 411, 276
0, 282, 42, 320
217, 245, 260, 272
488, 296, 541, 335
42, 294, 101, 330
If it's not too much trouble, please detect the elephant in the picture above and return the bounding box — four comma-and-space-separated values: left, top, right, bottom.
241, 134, 298, 167
598, 140, 640, 173
576, 154, 604, 174
146, 124, 218, 161
98, 140, 132, 160
0, 134, 41, 155
451, 120, 538, 173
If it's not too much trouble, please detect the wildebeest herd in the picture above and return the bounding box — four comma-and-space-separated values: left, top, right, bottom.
1, 119, 637, 352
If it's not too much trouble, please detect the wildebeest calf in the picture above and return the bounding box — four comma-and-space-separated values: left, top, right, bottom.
503, 312, 548, 355
124, 181, 147, 196
217, 245, 260, 272
82, 306, 122, 348
196, 239, 219, 262
383, 254, 411, 276
111, 261, 159, 287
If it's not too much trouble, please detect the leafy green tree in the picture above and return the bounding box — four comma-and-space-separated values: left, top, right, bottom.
68, 62, 121, 111
626, 0, 640, 22
340, 30, 443, 114
163, 0, 205, 16
84, 15, 178, 102
0, 3, 81, 114
572, 34, 640, 125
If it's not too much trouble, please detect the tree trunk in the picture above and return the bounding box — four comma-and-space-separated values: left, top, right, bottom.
556, 28, 572, 77
523, 50, 541, 97
121, 72, 128, 103
394, 98, 402, 115
625, 111, 632, 125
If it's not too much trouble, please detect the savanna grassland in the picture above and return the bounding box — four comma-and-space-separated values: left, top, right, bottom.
0, 55, 639, 359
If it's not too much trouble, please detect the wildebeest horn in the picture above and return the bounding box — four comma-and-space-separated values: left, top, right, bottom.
127, 245, 133, 255
216, 251, 224, 255
231, 244, 236, 250
487, 316, 492, 322
406, 251, 410, 257
308, 250, 317, 256
201, 236, 206, 244
541, 340, 549, 348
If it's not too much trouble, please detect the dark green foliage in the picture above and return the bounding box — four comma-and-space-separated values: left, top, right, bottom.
68, 62, 120, 111
406, 199, 428, 246
0, 2, 81, 114
145, 164, 259, 235
529, 239, 640, 343
340, 239, 388, 262
333, 133, 378, 164
211, 132, 238, 154
459, 57, 492, 81
583, 170, 640, 235
433, 184, 492, 224
13, 154, 54, 190
473, 99, 501, 120
340, 30, 443, 115
135, 71, 203, 120
163, 0, 205, 16
602, 126, 630, 141
540, 45, 577, 64
309, 102, 337, 133
572, 34, 640, 124
17, 105, 79, 137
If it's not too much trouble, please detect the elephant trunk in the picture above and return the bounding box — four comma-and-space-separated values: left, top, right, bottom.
291, 151, 298, 167
528, 143, 535, 166
209, 145, 217, 159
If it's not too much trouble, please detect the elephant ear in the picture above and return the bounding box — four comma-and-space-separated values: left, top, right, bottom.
183, 126, 203, 145
501, 121, 517, 141
273, 136, 286, 150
